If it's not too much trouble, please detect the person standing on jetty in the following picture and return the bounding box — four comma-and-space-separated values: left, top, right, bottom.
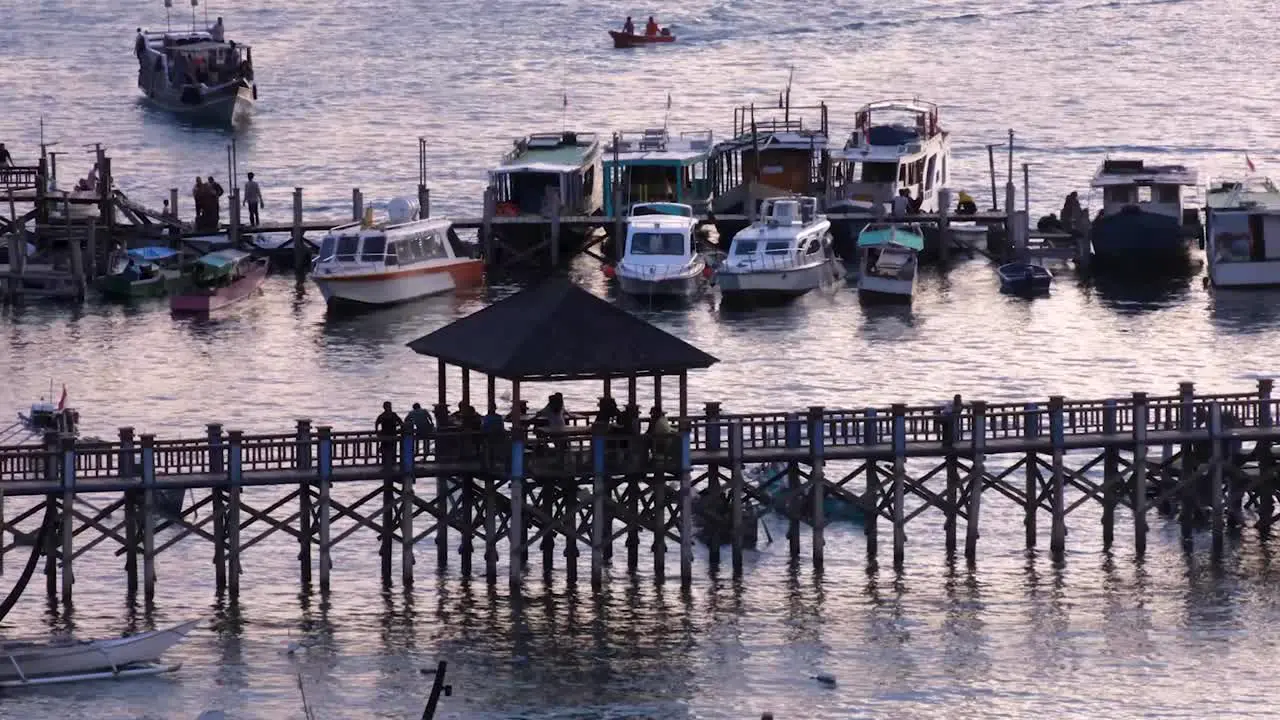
376, 401, 402, 467
0, 143, 12, 167
192, 177, 207, 228
210, 17, 225, 42
242, 172, 263, 226
205, 175, 224, 230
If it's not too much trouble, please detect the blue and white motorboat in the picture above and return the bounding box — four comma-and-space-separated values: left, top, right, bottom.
1088, 158, 1201, 271
613, 202, 709, 298
997, 261, 1053, 295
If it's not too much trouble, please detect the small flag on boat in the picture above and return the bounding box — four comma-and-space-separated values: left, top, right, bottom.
1247, 154, 1257, 173
57, 384, 67, 411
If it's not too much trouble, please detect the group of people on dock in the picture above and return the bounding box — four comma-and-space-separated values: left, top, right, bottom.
189, 172, 263, 231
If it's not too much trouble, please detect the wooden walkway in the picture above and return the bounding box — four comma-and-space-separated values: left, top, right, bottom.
2, 381, 1277, 604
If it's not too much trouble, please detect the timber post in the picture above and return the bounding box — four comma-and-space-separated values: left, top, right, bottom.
418, 185, 430, 219
863, 409, 879, 560
1258, 378, 1275, 535
1023, 403, 1040, 548
400, 433, 416, 588
891, 404, 907, 569
592, 434, 606, 590
1101, 400, 1119, 551
296, 419, 313, 587
141, 433, 157, 606
1132, 393, 1149, 556
1178, 381, 1197, 545
435, 403, 450, 571
352, 188, 363, 221
228, 188, 241, 247
292, 187, 305, 282
808, 406, 826, 573
729, 419, 745, 577
60, 435, 76, 604
937, 187, 952, 263
1049, 396, 1067, 556
679, 429, 694, 587
651, 438, 667, 584
549, 188, 562, 266
966, 402, 987, 561
316, 426, 333, 593
1209, 402, 1225, 555
227, 430, 243, 601
705, 402, 722, 567
785, 413, 802, 559
508, 427, 526, 594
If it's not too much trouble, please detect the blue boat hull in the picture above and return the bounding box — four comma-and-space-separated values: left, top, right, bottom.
1089, 209, 1193, 270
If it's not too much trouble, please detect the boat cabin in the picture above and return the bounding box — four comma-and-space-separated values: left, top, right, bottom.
489, 132, 603, 217
139, 30, 253, 98
709, 102, 831, 213
192, 249, 255, 287
603, 129, 713, 216
830, 100, 950, 213
623, 203, 698, 261
315, 215, 464, 275
1204, 177, 1280, 287
727, 197, 830, 262
1091, 159, 1198, 222
25, 402, 79, 437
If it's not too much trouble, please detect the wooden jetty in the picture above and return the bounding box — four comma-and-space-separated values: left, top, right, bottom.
0, 281, 1276, 606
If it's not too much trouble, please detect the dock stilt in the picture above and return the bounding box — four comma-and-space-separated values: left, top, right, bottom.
679, 431, 694, 587
1024, 404, 1039, 548
1257, 380, 1275, 536
863, 410, 879, 560
1178, 382, 1197, 546
508, 431, 526, 594
966, 403, 987, 561
1102, 401, 1119, 551
592, 436, 606, 590
1209, 403, 1225, 555
401, 434, 416, 588
317, 427, 333, 593
652, 465, 667, 584
141, 434, 157, 607
564, 477, 578, 586
809, 406, 826, 573
292, 188, 305, 283
60, 437, 75, 604
729, 420, 745, 577
228, 431, 243, 601
485, 475, 498, 584
212, 486, 227, 593
705, 403, 722, 568
124, 489, 138, 598
892, 405, 907, 569
296, 420, 313, 587
785, 414, 801, 560
1049, 397, 1067, 557
1132, 394, 1149, 556
460, 476, 474, 577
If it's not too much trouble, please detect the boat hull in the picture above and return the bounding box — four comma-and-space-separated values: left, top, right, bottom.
98, 270, 187, 300
617, 272, 703, 298
716, 262, 837, 300
997, 263, 1052, 295
857, 274, 914, 303
0, 620, 198, 682
140, 84, 254, 127
1089, 209, 1193, 270
609, 30, 676, 48
170, 261, 268, 313
313, 259, 484, 307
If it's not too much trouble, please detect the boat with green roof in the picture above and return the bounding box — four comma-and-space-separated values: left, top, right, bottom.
855, 223, 923, 303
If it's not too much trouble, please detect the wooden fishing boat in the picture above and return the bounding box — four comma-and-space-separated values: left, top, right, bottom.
170, 249, 268, 313
997, 261, 1053, 296
0, 619, 197, 687
609, 30, 676, 48
99, 246, 189, 299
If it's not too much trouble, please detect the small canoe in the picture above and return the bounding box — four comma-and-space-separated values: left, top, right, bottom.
0, 619, 198, 685
997, 261, 1053, 295
609, 30, 676, 48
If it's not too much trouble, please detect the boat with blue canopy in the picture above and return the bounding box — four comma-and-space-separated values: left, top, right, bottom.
98, 245, 189, 299
855, 223, 923, 302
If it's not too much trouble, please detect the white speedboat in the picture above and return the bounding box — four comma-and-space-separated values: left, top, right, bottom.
0, 619, 197, 687
312, 199, 484, 307
136, 27, 256, 126
1205, 176, 1280, 288
715, 196, 841, 300
613, 202, 707, 298
856, 223, 923, 303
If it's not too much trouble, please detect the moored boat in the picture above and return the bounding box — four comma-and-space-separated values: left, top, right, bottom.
715, 196, 841, 301
98, 246, 188, 299
136, 25, 256, 126
855, 223, 922, 303
997, 261, 1053, 296
1088, 159, 1201, 272
170, 249, 267, 313
1204, 176, 1280, 288
312, 201, 483, 307
611, 203, 708, 298
0, 619, 197, 686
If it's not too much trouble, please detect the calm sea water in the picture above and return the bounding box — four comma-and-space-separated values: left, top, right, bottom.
3, 0, 1280, 717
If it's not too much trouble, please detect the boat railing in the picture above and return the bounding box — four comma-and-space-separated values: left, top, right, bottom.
719, 249, 822, 273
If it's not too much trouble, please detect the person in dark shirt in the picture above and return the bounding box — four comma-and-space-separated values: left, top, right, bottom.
623, 16, 635, 34
376, 401, 402, 466
0, 143, 13, 168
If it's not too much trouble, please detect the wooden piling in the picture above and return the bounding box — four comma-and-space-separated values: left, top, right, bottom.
460, 476, 474, 577
85, 220, 97, 281
228, 188, 241, 247
729, 419, 745, 576
785, 414, 801, 559
652, 461, 666, 583
212, 485, 227, 593
705, 402, 722, 567
317, 426, 333, 593
564, 477, 578, 585
966, 402, 987, 561
1049, 397, 1067, 556
1178, 382, 1196, 545
679, 430, 694, 587
891, 404, 907, 568
1024, 403, 1039, 548
485, 475, 498, 584
296, 420, 313, 586
937, 188, 952, 263
60, 436, 75, 604
1257, 379, 1275, 535
540, 480, 555, 578
1209, 402, 1225, 555
436, 457, 449, 571
1132, 394, 1149, 556
381, 448, 395, 587
292, 188, 305, 282
808, 406, 826, 572
228, 431, 243, 600
141, 434, 157, 605
592, 436, 606, 590
944, 406, 960, 556
418, 185, 430, 219
352, 188, 363, 222
0, 486, 5, 577
401, 434, 416, 587
863, 409, 879, 560
508, 430, 526, 593
1101, 401, 1119, 551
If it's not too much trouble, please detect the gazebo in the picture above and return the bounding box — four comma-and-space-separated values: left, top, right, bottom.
406, 278, 718, 423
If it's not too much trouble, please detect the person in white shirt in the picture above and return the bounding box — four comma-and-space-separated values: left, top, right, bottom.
210, 17, 225, 42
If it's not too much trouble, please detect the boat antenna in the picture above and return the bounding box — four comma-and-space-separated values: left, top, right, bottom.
784, 66, 794, 124
190, 0, 197, 32
165, 0, 172, 31
663, 93, 672, 133
204, 0, 209, 31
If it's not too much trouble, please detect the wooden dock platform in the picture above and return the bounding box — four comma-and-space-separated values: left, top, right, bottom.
1, 380, 1275, 604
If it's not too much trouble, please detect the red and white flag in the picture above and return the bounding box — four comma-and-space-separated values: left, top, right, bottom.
56, 384, 67, 411
1247, 154, 1256, 173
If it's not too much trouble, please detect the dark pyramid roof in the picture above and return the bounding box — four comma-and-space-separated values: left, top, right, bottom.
406, 278, 718, 381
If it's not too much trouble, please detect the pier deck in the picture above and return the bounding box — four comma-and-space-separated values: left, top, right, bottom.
1, 381, 1277, 604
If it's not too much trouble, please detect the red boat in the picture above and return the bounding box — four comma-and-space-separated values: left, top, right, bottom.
170, 249, 268, 313
609, 30, 676, 48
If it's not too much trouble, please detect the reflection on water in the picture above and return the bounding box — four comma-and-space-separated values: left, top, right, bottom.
1210, 288, 1280, 333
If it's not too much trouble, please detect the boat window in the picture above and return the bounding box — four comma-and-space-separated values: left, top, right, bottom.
423, 232, 448, 259
319, 236, 336, 261
1155, 185, 1180, 203
925, 156, 936, 190
336, 235, 359, 261
861, 162, 897, 183
361, 236, 387, 261
1103, 186, 1138, 205
385, 242, 399, 266
734, 239, 759, 255
898, 164, 907, 183
629, 232, 685, 255
1137, 186, 1152, 203
764, 240, 791, 255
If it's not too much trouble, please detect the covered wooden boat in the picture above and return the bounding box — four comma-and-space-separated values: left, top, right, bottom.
0, 619, 197, 687
997, 261, 1053, 295
98, 246, 189, 299
170, 249, 268, 313
609, 30, 676, 48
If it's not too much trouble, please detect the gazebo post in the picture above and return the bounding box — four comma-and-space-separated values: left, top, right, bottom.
511, 380, 528, 571
654, 375, 663, 413
603, 378, 612, 398
628, 376, 637, 408
678, 372, 688, 418
462, 368, 471, 407
437, 358, 447, 409
487, 375, 496, 414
